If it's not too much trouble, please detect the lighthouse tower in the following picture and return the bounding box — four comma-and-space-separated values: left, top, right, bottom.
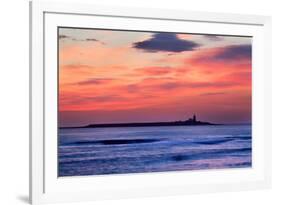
193, 114, 197, 123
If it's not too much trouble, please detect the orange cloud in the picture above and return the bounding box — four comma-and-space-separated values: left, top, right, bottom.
136, 66, 174, 76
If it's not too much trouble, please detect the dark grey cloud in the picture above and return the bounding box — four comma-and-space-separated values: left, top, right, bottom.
58, 34, 78, 41
77, 78, 113, 85
193, 44, 252, 64
133, 33, 200, 52
59, 35, 69, 39
212, 44, 252, 61
84, 38, 105, 44
85, 38, 98, 42
59, 35, 105, 44
203, 35, 223, 41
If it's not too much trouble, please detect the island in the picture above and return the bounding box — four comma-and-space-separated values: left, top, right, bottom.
61, 114, 218, 129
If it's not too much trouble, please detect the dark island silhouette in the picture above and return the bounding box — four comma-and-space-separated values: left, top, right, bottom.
61, 114, 218, 129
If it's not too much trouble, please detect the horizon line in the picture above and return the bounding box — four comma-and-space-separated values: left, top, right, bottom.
59, 120, 251, 129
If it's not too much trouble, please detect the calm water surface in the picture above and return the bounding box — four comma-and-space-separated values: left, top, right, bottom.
58, 125, 251, 176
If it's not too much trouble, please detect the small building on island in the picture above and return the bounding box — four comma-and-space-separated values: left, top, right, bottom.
186, 114, 197, 123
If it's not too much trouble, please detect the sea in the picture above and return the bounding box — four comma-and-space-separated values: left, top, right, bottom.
58, 125, 251, 177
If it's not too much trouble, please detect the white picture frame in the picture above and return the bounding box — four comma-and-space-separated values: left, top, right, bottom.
30, 1, 272, 204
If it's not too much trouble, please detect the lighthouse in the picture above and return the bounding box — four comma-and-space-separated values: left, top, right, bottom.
193, 114, 197, 123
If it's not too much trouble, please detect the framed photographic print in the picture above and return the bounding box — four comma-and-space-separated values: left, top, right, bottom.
30, 1, 272, 204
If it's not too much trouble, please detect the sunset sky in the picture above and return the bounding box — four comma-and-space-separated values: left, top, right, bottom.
58, 28, 252, 127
